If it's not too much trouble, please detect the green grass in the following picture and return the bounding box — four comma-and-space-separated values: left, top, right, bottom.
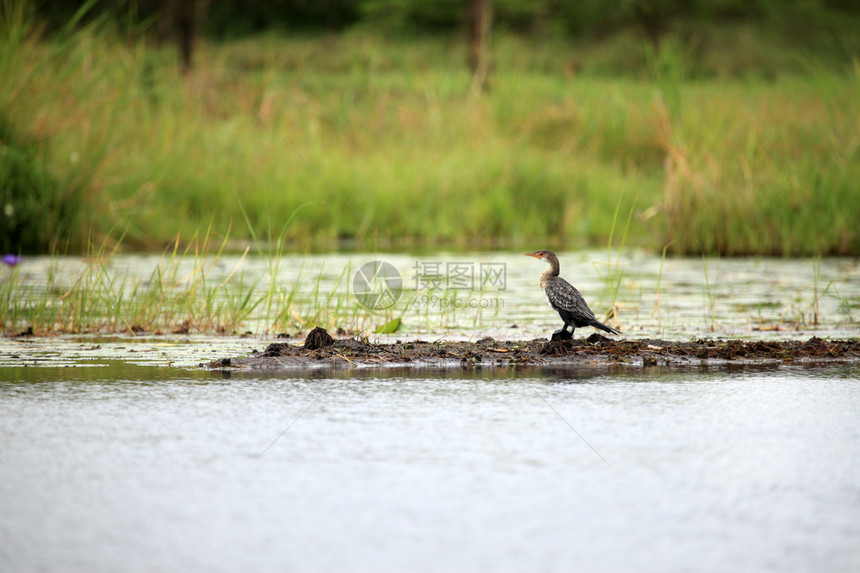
592, 193, 637, 328
2, 5, 859, 255
0, 227, 511, 337
0, 229, 414, 336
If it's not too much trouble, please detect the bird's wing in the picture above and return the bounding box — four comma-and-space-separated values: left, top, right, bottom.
545, 277, 597, 321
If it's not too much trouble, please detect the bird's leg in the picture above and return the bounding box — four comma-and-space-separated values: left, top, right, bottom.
551, 324, 573, 341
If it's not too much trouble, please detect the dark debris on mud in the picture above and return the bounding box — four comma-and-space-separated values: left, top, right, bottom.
208, 329, 860, 370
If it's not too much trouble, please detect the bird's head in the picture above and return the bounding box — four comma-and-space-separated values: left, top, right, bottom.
525, 249, 554, 262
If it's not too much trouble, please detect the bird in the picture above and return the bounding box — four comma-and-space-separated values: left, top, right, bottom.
526, 249, 620, 339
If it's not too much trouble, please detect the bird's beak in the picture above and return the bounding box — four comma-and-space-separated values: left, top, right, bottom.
525, 252, 541, 259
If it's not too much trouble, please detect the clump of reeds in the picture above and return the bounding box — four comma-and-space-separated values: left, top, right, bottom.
2, 3, 858, 255
0, 229, 384, 336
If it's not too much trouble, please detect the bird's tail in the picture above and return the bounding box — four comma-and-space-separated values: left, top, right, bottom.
592, 320, 621, 335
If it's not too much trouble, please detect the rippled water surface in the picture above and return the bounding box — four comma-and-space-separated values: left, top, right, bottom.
2, 363, 859, 572
3, 252, 859, 571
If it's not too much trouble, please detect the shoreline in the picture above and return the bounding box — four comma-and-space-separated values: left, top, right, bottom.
208, 332, 860, 371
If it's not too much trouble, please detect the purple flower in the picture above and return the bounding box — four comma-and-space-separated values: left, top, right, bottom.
2, 254, 21, 267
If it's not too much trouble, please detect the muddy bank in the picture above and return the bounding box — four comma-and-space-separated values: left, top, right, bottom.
208, 330, 860, 370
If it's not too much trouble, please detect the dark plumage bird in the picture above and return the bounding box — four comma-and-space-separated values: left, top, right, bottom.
526, 249, 621, 339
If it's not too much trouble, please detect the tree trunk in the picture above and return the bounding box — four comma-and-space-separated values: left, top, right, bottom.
468, 0, 492, 92
176, 0, 194, 73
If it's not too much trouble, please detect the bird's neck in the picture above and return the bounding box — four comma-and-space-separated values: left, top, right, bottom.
544, 257, 560, 277
539, 262, 559, 287
540, 268, 557, 281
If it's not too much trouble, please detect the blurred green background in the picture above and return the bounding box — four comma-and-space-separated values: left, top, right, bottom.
2, 0, 859, 255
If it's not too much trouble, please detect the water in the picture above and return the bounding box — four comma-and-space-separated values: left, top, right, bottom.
2, 363, 859, 572
9, 250, 860, 339
3, 252, 859, 571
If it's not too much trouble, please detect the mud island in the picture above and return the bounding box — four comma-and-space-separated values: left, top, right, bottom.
208, 327, 860, 370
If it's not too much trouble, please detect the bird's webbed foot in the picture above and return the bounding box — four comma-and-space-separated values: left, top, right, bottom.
550, 328, 573, 341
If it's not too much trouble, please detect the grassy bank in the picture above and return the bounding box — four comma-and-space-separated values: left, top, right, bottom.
2, 7, 859, 255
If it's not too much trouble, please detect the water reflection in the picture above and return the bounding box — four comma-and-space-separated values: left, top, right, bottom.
2, 359, 858, 385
